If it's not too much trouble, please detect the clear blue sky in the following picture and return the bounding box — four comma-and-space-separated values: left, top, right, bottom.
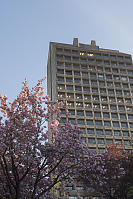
0, 0, 133, 101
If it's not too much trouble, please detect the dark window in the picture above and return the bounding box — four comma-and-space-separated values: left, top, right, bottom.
83, 79, 89, 84
66, 85, 73, 90
107, 82, 113, 87
86, 120, 93, 125
114, 131, 121, 136
69, 110, 75, 115
113, 122, 120, 127
116, 90, 122, 95
104, 121, 111, 126
99, 81, 105, 86
119, 106, 125, 111
83, 87, 90, 92
87, 129, 94, 134
86, 111, 92, 117
96, 129, 103, 135
100, 89, 106, 93
95, 121, 102, 126
66, 78, 73, 82
111, 113, 118, 118
106, 139, 113, 144
75, 86, 82, 91
130, 123, 133, 128
121, 122, 128, 128
115, 83, 121, 87
66, 70, 72, 75
74, 71, 80, 76
120, 114, 126, 119
98, 139, 104, 144
94, 112, 101, 117
77, 110, 84, 116
82, 72, 88, 77
128, 115, 133, 119
92, 88, 98, 93
106, 75, 112, 79
81, 65, 87, 69
74, 79, 81, 83
57, 77, 64, 82
112, 68, 118, 73
110, 105, 117, 110
108, 90, 114, 94
103, 113, 110, 118
123, 131, 129, 136
78, 119, 85, 125
90, 73, 96, 78
105, 130, 112, 136
88, 138, 96, 144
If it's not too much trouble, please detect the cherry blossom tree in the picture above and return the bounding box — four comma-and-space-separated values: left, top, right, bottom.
77, 144, 133, 199
0, 79, 87, 199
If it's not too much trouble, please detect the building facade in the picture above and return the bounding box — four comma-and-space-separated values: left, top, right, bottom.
47, 38, 133, 198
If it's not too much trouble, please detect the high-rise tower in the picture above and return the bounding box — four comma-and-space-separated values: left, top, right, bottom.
47, 38, 133, 154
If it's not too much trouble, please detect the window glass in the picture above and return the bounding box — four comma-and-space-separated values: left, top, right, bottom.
103, 113, 110, 118
66, 70, 72, 75
95, 120, 102, 126
111, 113, 118, 118
86, 111, 92, 117
78, 119, 85, 125
74, 78, 81, 83
74, 71, 80, 76
67, 85, 73, 90
105, 130, 112, 136
97, 139, 104, 144
106, 139, 113, 144
86, 120, 93, 125
94, 112, 101, 117
77, 110, 84, 116
114, 131, 121, 136
104, 121, 111, 126
121, 122, 128, 128
57, 77, 64, 82
87, 129, 94, 134
75, 86, 82, 91
120, 114, 126, 119
88, 138, 96, 144
123, 131, 129, 136
96, 129, 103, 135
113, 121, 120, 127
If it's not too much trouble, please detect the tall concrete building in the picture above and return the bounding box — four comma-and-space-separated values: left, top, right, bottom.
47, 38, 133, 155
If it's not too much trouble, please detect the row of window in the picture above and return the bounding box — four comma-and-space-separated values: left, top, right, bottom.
58, 80, 133, 89
82, 137, 130, 146
60, 102, 132, 112
56, 54, 131, 65
56, 48, 131, 61
80, 129, 132, 137
58, 85, 133, 96
57, 72, 133, 82
63, 118, 133, 128
59, 93, 132, 103
57, 67, 133, 75
61, 109, 133, 120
